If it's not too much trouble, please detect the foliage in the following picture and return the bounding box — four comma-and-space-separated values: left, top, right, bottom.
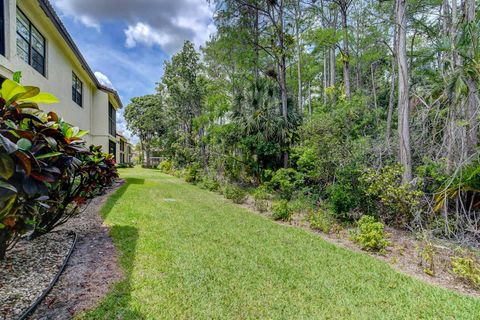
451, 252, 480, 289
361, 165, 423, 227
264, 168, 304, 200
351, 215, 390, 252
416, 232, 436, 276
184, 163, 202, 184
252, 186, 271, 212
159, 160, 173, 174
309, 208, 339, 234
272, 200, 292, 221
0, 79, 117, 259
198, 177, 220, 192
223, 185, 247, 204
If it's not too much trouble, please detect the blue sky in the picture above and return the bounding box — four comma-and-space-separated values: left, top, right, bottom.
50, 0, 216, 142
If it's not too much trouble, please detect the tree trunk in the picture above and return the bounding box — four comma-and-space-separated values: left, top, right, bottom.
340, 3, 351, 99
396, 0, 412, 183
465, 0, 478, 157
295, 0, 303, 111
371, 63, 378, 108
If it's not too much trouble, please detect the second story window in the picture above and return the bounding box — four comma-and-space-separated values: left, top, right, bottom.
108, 102, 116, 137
72, 72, 83, 106
16, 9, 46, 75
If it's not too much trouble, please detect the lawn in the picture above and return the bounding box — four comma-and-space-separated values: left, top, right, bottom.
80, 168, 480, 319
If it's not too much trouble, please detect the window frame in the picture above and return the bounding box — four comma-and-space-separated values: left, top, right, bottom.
108, 102, 116, 137
72, 72, 83, 107
0, 0, 5, 56
16, 8, 46, 76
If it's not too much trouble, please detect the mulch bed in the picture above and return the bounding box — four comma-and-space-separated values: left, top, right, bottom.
0, 181, 124, 320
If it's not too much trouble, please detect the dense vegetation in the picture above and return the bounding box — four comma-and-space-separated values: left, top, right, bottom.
125, 0, 480, 246
0, 79, 117, 259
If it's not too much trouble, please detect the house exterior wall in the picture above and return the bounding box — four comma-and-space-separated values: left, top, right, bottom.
0, 0, 124, 152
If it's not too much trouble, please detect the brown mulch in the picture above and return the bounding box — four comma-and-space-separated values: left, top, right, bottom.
241, 196, 480, 298
29, 181, 125, 320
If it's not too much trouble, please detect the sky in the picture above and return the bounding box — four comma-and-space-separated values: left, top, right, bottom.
50, 0, 216, 142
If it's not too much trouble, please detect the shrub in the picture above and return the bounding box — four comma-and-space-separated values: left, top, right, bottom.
309, 208, 338, 234
159, 160, 173, 173
451, 252, 480, 289
264, 168, 304, 200
253, 186, 272, 212
351, 215, 390, 252
361, 164, 423, 227
199, 177, 220, 192
0, 79, 117, 259
185, 163, 202, 184
223, 185, 247, 204
272, 200, 292, 221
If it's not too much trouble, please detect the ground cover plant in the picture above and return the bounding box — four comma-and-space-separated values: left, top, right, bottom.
80, 168, 480, 319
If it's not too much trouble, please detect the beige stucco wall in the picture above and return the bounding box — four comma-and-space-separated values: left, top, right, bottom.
0, 0, 97, 144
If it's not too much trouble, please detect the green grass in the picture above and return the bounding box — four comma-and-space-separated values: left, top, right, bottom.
80, 168, 480, 319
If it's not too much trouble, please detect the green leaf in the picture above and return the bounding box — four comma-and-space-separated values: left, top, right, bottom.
13, 71, 22, 83
0, 180, 17, 193
0, 154, 14, 180
18, 92, 59, 104
36, 152, 63, 160
17, 138, 32, 151
0, 223, 4, 229
1, 79, 21, 101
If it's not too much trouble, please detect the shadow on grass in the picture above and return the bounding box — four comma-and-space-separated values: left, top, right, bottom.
101, 178, 145, 220
80, 178, 146, 319
80, 225, 144, 320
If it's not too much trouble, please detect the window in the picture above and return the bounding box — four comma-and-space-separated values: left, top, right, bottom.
0, 1, 5, 56
120, 141, 125, 152
120, 154, 125, 164
16, 9, 46, 75
108, 102, 116, 137
109, 140, 116, 159
72, 72, 83, 106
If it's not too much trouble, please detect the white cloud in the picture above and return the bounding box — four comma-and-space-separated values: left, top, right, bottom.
52, 0, 216, 54
94, 71, 114, 89
125, 23, 172, 49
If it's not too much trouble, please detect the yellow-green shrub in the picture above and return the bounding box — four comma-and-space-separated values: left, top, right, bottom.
351, 215, 390, 252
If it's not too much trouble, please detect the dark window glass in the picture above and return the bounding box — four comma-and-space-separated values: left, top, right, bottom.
0, 0, 5, 56
109, 140, 116, 159
16, 8, 45, 75
72, 72, 83, 106
108, 103, 116, 136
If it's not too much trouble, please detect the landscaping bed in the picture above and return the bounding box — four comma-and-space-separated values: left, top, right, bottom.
0, 231, 75, 320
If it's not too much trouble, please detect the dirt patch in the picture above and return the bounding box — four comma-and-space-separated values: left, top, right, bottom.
29, 181, 125, 320
240, 195, 480, 298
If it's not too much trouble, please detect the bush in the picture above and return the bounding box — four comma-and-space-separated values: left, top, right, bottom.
159, 160, 173, 173
361, 164, 423, 227
351, 215, 390, 252
199, 177, 220, 192
309, 208, 339, 234
451, 252, 480, 289
253, 186, 272, 212
223, 185, 247, 204
0, 79, 117, 259
272, 200, 292, 221
264, 168, 304, 200
185, 163, 202, 184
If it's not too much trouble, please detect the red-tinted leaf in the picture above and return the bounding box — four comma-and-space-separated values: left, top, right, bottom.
15, 150, 32, 176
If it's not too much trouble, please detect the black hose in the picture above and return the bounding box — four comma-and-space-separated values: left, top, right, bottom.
17, 231, 78, 320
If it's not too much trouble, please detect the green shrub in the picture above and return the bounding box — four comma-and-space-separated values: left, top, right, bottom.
185, 163, 202, 184
451, 253, 480, 288
199, 177, 220, 192
272, 200, 292, 221
264, 168, 304, 200
253, 186, 272, 212
361, 164, 423, 227
224, 185, 247, 204
159, 160, 173, 173
309, 208, 338, 234
351, 215, 390, 252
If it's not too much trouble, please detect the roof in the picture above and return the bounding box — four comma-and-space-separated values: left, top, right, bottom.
37, 0, 123, 109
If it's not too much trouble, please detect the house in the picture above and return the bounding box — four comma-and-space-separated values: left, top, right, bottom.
0, 0, 123, 158
116, 132, 133, 165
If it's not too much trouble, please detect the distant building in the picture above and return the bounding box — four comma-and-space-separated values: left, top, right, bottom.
0, 0, 123, 156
